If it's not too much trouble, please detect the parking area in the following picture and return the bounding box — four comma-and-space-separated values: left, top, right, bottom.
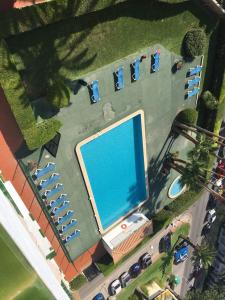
79, 214, 191, 300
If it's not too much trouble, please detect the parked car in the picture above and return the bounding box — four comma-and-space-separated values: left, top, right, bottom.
92, 293, 105, 300
206, 209, 216, 223
201, 222, 211, 236
139, 252, 152, 269
174, 246, 189, 264
207, 195, 216, 210
159, 233, 172, 253
109, 279, 122, 295
129, 262, 141, 278
119, 271, 131, 288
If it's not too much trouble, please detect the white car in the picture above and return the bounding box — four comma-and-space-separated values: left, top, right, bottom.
110, 279, 122, 295
206, 209, 216, 223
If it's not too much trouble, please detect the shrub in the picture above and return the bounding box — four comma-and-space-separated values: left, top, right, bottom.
176, 108, 198, 125
201, 91, 218, 110
184, 28, 206, 58
69, 274, 87, 290
46, 250, 56, 260
23, 119, 61, 150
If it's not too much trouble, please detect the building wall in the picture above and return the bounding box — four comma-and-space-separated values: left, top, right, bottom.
111, 221, 153, 263
0, 88, 104, 281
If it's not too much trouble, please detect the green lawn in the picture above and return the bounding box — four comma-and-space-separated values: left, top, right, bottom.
117, 223, 190, 300
0, 225, 54, 300
14, 279, 54, 300
6, 0, 217, 97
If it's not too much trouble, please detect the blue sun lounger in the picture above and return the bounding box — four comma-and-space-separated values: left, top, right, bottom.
188, 65, 202, 77
59, 219, 77, 234
56, 210, 74, 225
115, 67, 124, 90
187, 76, 201, 88
90, 80, 100, 103
132, 59, 141, 81
33, 162, 56, 180
52, 201, 70, 217
63, 230, 81, 244
48, 194, 67, 209
42, 183, 64, 199
38, 173, 60, 190
152, 50, 160, 72
187, 87, 200, 98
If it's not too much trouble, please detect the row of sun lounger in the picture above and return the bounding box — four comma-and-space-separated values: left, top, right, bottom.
90, 50, 161, 103
32, 163, 80, 243
186, 65, 202, 99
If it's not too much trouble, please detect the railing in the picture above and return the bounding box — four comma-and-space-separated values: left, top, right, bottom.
18, 160, 72, 262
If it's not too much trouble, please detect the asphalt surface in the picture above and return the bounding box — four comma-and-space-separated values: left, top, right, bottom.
179, 191, 209, 298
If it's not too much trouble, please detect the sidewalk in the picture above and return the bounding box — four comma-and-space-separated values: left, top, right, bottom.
79, 213, 191, 300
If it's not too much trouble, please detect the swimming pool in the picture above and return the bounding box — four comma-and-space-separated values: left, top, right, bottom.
168, 176, 186, 199
76, 111, 148, 232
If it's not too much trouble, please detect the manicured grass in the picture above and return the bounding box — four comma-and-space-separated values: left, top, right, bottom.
7, 0, 216, 95
14, 279, 54, 300
117, 223, 190, 300
0, 225, 53, 299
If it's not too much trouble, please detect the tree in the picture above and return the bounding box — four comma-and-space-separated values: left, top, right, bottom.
165, 153, 225, 202
185, 288, 223, 300
191, 244, 214, 269
183, 28, 206, 58
201, 91, 219, 111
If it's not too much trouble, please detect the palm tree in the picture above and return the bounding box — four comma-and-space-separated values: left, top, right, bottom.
191, 244, 214, 269
165, 153, 225, 202
178, 235, 214, 269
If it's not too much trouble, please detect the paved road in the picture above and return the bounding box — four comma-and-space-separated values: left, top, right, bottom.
79, 214, 191, 300
179, 191, 209, 298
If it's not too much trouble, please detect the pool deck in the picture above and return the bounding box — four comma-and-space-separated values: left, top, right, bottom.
20, 44, 202, 261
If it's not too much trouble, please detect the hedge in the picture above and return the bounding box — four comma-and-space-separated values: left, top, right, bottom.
69, 274, 87, 290
152, 189, 202, 232
0, 39, 61, 150
0, 0, 127, 38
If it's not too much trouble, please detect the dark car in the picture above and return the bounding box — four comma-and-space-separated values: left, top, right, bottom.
92, 293, 105, 300
120, 271, 131, 288
207, 195, 216, 210
129, 263, 141, 278
159, 233, 172, 253
139, 252, 152, 269
201, 223, 211, 236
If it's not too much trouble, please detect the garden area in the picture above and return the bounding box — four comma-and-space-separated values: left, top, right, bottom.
0, 225, 54, 300
0, 0, 219, 150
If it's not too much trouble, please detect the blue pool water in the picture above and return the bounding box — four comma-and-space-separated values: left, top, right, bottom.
80, 115, 147, 230
169, 177, 184, 198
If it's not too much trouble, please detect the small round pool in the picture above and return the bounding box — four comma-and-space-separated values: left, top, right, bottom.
168, 176, 186, 199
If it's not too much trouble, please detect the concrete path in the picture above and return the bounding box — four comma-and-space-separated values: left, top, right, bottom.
79, 213, 191, 300
0, 190, 70, 300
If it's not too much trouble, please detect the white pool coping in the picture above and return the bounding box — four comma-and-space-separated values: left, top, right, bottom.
75, 110, 149, 234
